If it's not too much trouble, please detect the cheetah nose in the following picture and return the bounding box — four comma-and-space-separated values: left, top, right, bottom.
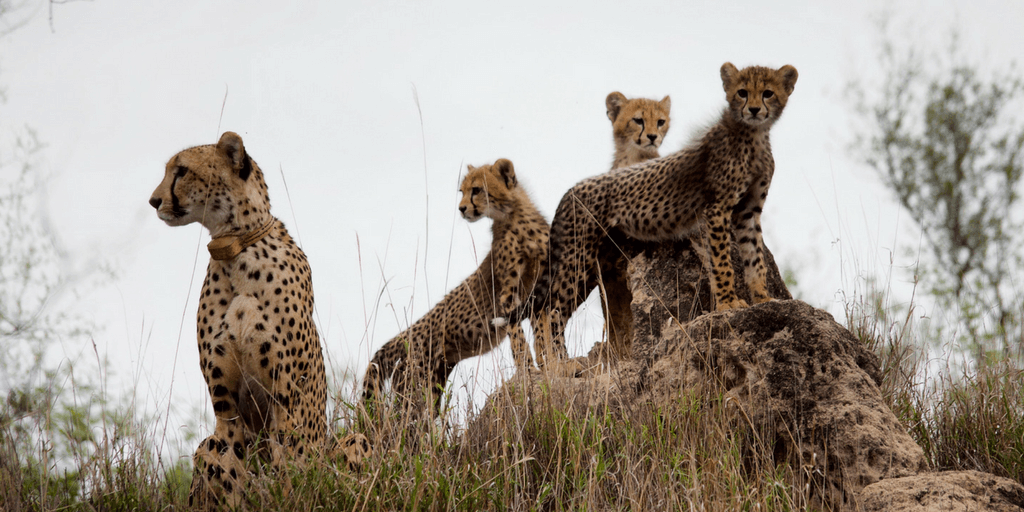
647, 134, 658, 143
149, 197, 162, 209
459, 205, 467, 214
748, 107, 760, 116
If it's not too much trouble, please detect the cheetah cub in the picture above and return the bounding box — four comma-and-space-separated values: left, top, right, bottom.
593, 92, 672, 360
514, 63, 797, 347
149, 132, 369, 509
606, 92, 671, 169
362, 159, 560, 414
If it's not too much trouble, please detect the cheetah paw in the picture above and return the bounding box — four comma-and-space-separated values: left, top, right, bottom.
332, 433, 372, 472
715, 299, 750, 312
498, 293, 521, 314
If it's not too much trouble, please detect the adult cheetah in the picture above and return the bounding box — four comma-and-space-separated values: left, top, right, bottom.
149, 132, 369, 509
362, 159, 560, 415
512, 63, 798, 351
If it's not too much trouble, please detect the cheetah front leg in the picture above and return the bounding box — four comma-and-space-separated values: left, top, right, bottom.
221, 296, 310, 463
493, 238, 543, 371
189, 429, 250, 510
491, 235, 528, 328
733, 182, 773, 305
703, 203, 748, 311
189, 302, 266, 508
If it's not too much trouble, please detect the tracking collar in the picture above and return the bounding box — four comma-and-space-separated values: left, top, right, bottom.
207, 218, 275, 261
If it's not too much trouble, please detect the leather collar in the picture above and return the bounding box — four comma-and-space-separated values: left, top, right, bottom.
207, 218, 276, 261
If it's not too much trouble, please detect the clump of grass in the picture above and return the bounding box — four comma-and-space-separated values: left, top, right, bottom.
926, 363, 1024, 480
458, 373, 818, 511
843, 279, 1024, 484
1, 396, 192, 511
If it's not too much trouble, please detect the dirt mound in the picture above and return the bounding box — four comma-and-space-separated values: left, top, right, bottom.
648, 300, 927, 503
859, 470, 1024, 511
470, 238, 935, 507
470, 237, 1024, 508
480, 299, 927, 507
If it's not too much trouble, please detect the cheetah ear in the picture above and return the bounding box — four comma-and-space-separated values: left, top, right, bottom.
606, 92, 627, 122
217, 131, 251, 181
659, 95, 671, 113
493, 158, 516, 188
777, 65, 798, 95
720, 62, 740, 92
462, 164, 477, 190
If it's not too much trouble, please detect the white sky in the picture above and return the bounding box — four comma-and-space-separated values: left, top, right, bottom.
2, 0, 1022, 461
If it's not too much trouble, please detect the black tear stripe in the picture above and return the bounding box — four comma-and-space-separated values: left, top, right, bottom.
239, 152, 253, 181
170, 175, 185, 216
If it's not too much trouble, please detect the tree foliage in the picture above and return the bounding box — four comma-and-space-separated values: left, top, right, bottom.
0, 6, 137, 506
0, 128, 107, 473
851, 22, 1024, 363
0, 128, 147, 510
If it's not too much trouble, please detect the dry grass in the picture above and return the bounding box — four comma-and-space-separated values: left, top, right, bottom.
845, 283, 1024, 484
3, 286, 1023, 511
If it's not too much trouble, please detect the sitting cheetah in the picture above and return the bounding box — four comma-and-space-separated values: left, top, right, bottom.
148, 132, 370, 509
606, 91, 671, 170
362, 159, 561, 414
512, 63, 798, 351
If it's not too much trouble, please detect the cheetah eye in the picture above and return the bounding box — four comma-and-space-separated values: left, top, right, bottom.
737, 89, 748, 99
633, 118, 644, 125
762, 90, 774, 99
175, 165, 188, 177
471, 187, 482, 195
657, 119, 665, 127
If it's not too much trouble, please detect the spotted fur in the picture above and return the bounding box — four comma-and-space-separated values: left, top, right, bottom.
361, 159, 560, 413
595, 92, 673, 360
606, 92, 671, 170
515, 63, 798, 349
149, 132, 369, 509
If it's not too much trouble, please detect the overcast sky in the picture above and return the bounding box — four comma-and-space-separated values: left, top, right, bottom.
2, 0, 1022, 461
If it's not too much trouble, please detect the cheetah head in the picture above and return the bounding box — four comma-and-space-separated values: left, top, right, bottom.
720, 63, 798, 128
606, 92, 671, 153
458, 158, 517, 222
149, 132, 271, 235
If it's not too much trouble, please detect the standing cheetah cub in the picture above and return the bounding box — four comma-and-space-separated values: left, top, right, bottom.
516, 63, 797, 346
149, 132, 369, 509
362, 159, 560, 414
606, 92, 671, 170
